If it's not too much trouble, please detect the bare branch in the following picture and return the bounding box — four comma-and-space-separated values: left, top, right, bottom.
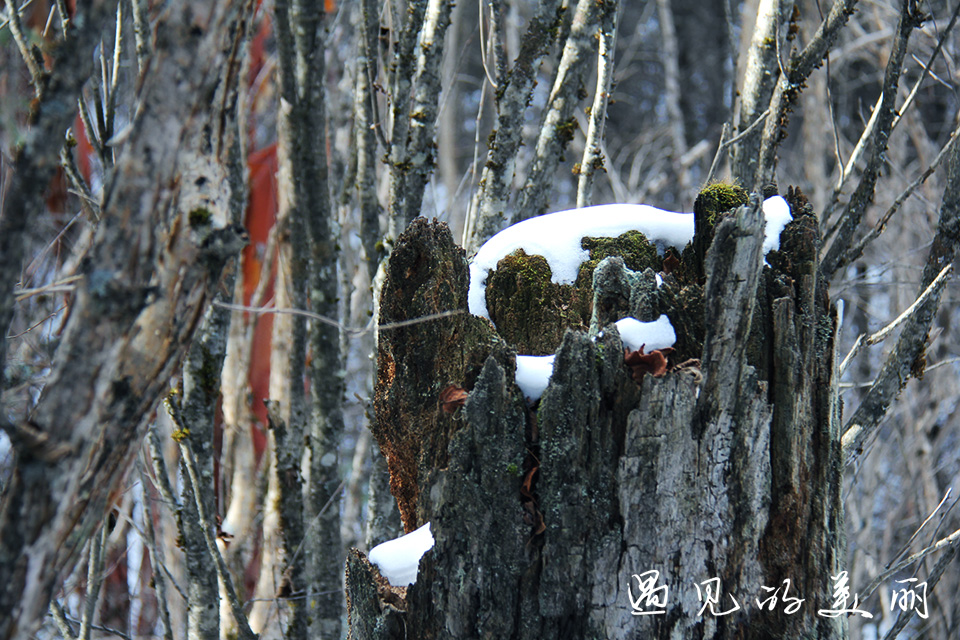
839, 119, 960, 267
754, 0, 865, 189
516, 0, 602, 222
821, 0, 924, 278
655, 0, 686, 196
704, 109, 771, 186
3, 0, 45, 96
387, 0, 455, 231
576, 0, 618, 209
823, 1, 960, 227
861, 525, 960, 605
462, 0, 564, 254
77, 526, 108, 640
842, 133, 960, 465
214, 300, 464, 335
49, 601, 75, 640
130, 0, 151, 75
0, 2, 117, 393
730, 0, 795, 185
178, 442, 257, 640
138, 467, 174, 640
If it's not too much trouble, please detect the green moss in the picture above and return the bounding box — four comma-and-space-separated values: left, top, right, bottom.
171, 427, 190, 442
694, 182, 748, 227
486, 249, 591, 354
576, 230, 661, 288
557, 117, 579, 144
507, 462, 520, 476
189, 207, 213, 228
485, 231, 662, 354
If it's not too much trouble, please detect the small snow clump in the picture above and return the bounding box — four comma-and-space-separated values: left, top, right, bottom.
515, 355, 556, 404
614, 315, 676, 353
368, 522, 435, 587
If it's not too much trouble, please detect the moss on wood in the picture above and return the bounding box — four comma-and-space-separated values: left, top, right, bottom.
485, 249, 592, 355
484, 230, 662, 355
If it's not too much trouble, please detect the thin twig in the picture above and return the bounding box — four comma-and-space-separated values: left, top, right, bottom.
103, 1, 124, 161
824, 0, 960, 228
861, 526, 960, 603
130, 0, 151, 74
49, 600, 76, 639
871, 264, 950, 344
839, 264, 951, 383
138, 466, 174, 640
78, 526, 108, 640
577, 0, 618, 208
704, 109, 771, 185
14, 275, 83, 301
214, 301, 464, 335
3, 0, 45, 96
59, 614, 133, 640
821, 2, 928, 277
890, 489, 953, 568
840, 119, 960, 267
177, 441, 257, 640
145, 427, 180, 511
478, 0, 498, 89
54, 0, 69, 33
77, 93, 104, 162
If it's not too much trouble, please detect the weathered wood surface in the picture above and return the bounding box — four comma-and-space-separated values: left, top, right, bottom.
354, 189, 844, 639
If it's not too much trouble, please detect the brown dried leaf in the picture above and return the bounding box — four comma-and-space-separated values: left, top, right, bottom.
439, 384, 468, 413
663, 252, 681, 275
624, 346, 675, 382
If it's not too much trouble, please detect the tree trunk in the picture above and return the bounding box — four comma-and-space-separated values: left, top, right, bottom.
348, 188, 844, 638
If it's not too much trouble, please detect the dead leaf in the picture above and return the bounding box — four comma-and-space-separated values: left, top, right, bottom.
439, 384, 468, 413
663, 252, 680, 275
520, 466, 546, 535
624, 346, 675, 382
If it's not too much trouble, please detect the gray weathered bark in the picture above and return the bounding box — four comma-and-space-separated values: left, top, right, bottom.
349, 186, 846, 638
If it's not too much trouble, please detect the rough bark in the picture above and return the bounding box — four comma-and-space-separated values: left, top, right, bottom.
0, 3, 250, 639
351, 186, 846, 638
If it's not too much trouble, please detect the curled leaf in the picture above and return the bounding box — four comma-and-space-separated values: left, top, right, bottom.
624, 346, 675, 382
439, 384, 468, 413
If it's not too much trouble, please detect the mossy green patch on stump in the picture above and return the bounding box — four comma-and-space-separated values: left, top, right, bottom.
695, 182, 749, 225
576, 230, 661, 288
486, 249, 592, 355
485, 230, 665, 355
689, 182, 749, 281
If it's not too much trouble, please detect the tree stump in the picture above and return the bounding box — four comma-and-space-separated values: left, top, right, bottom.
351, 188, 846, 639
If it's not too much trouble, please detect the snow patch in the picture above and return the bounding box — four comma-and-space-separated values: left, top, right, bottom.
614, 315, 676, 353
515, 355, 556, 404
368, 522, 435, 587
761, 196, 791, 254
469, 196, 791, 319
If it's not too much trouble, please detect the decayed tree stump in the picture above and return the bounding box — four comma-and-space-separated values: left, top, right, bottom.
350, 187, 845, 640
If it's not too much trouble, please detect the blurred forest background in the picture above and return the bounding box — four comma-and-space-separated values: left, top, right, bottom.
2, 0, 960, 638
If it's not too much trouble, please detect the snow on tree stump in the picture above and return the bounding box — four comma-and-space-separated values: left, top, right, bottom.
350, 187, 846, 640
